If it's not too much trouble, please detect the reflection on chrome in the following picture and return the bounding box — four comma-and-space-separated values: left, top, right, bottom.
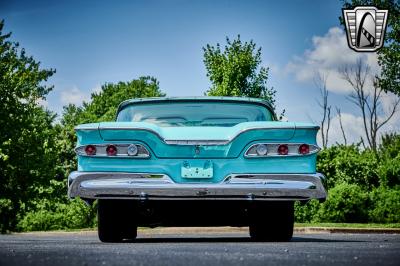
68, 171, 327, 202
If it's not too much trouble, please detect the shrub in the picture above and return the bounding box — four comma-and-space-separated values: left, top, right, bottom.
368, 187, 400, 223
377, 134, 400, 188
315, 182, 369, 223
0, 198, 14, 233
294, 200, 321, 223
377, 156, 400, 188
379, 133, 400, 159
317, 145, 380, 190
17, 198, 96, 232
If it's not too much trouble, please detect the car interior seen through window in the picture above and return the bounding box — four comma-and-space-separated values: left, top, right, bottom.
117, 102, 274, 126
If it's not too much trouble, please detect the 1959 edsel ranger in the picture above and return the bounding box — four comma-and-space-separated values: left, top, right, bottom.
68, 97, 327, 242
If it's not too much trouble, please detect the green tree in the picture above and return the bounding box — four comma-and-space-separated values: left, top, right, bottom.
0, 20, 57, 232
81, 76, 165, 123
203, 35, 276, 107
341, 0, 400, 95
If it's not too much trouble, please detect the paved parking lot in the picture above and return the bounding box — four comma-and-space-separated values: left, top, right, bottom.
0, 230, 399, 266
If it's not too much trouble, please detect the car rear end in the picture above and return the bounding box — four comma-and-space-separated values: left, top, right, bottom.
68, 97, 327, 242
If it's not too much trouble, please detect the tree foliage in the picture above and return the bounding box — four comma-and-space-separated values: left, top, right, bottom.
341, 0, 400, 95
296, 133, 400, 223
0, 20, 166, 232
203, 35, 276, 108
0, 20, 57, 232
80, 77, 165, 123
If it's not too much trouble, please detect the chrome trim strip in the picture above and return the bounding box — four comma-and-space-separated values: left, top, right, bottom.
164, 140, 230, 145
75, 126, 99, 130
296, 126, 320, 129
68, 171, 327, 201
244, 143, 321, 158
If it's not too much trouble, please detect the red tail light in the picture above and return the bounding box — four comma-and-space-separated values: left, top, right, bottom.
277, 144, 288, 155
298, 144, 310, 155
106, 145, 117, 156
85, 145, 96, 155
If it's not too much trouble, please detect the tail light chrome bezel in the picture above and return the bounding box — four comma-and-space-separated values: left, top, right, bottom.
84, 145, 97, 156
298, 144, 310, 155
75, 143, 150, 158
105, 144, 118, 156
277, 144, 289, 155
245, 143, 320, 158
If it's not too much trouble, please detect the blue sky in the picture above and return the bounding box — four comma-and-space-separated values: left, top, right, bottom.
1, 0, 398, 145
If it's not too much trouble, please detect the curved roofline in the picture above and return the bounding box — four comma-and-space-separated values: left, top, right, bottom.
116, 96, 276, 120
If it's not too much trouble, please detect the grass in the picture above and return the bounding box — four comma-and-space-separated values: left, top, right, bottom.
295, 223, 400, 229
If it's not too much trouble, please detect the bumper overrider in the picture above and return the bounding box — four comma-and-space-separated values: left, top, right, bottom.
68, 172, 327, 202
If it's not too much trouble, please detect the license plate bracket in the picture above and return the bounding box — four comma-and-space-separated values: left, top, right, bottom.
181, 160, 213, 178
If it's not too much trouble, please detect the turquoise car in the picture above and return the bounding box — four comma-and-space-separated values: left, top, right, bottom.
68, 97, 327, 242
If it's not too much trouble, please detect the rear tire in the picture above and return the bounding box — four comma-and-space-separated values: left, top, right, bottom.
249, 202, 294, 242
97, 199, 137, 243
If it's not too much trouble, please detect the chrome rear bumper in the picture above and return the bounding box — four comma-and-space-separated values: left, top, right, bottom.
68, 172, 327, 201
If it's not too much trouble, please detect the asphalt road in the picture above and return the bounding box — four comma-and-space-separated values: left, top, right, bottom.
0, 229, 399, 266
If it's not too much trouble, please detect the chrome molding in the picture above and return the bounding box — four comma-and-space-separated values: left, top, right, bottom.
164, 140, 230, 145
68, 171, 327, 201
244, 143, 321, 158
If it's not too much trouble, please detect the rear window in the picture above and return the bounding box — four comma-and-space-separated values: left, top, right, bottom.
117, 101, 274, 127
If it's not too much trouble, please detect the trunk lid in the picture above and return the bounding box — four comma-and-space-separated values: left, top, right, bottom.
98, 121, 297, 158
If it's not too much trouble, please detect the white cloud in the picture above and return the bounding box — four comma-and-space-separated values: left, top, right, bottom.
320, 102, 400, 147
36, 98, 48, 107
60, 84, 104, 106
285, 27, 379, 94
322, 112, 366, 146
60, 86, 90, 105
265, 61, 281, 76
